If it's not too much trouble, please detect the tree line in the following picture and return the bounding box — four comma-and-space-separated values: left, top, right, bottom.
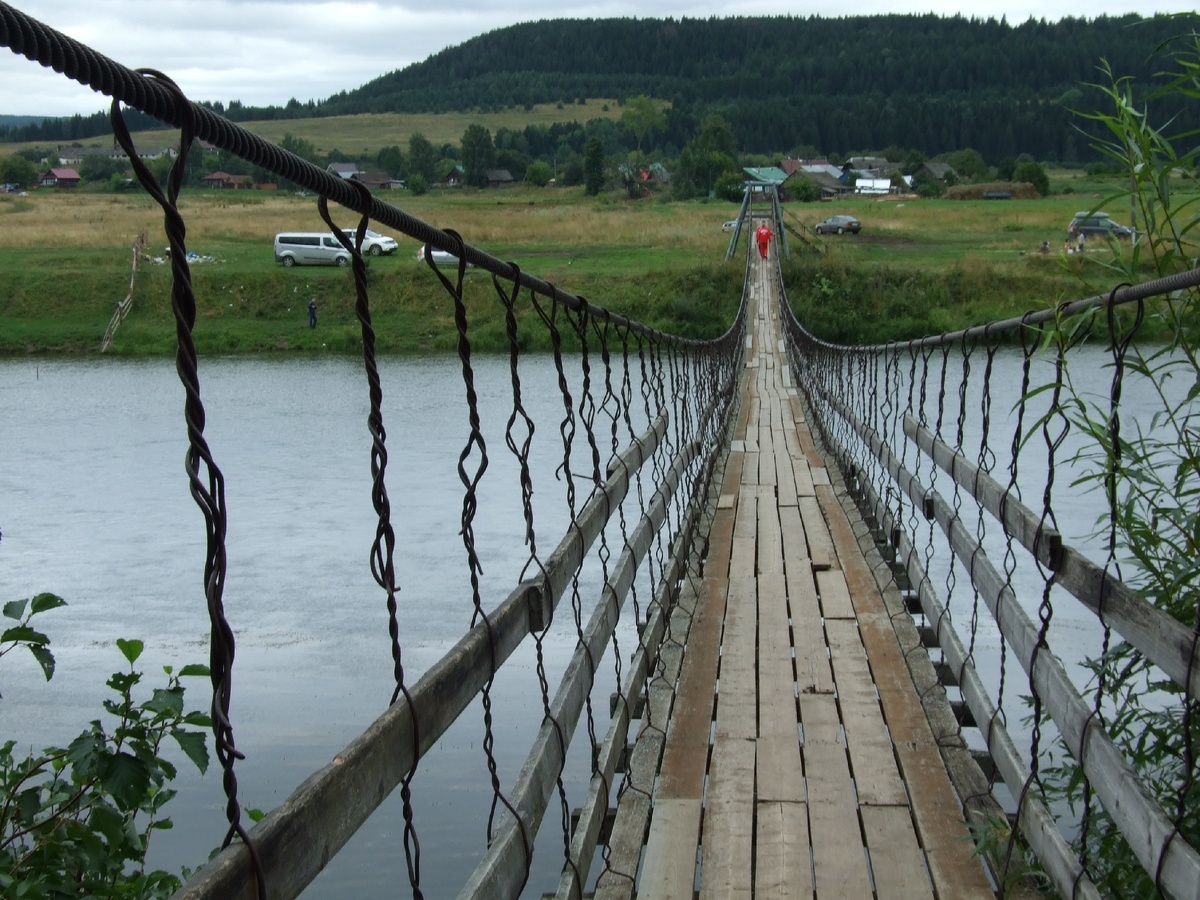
2, 13, 1192, 166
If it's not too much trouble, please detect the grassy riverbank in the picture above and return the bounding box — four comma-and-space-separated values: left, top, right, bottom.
0, 179, 1160, 355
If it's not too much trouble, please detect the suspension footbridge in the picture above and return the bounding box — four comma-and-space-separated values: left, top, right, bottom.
4, 4, 1200, 898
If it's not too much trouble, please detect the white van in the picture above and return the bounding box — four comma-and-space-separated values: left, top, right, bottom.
274, 232, 354, 267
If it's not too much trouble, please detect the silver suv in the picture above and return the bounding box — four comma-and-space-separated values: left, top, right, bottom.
1067, 212, 1133, 239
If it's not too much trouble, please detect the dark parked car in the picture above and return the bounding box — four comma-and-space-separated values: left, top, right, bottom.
1067, 212, 1133, 239
815, 214, 861, 235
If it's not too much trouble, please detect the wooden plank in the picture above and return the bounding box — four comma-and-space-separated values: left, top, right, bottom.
791, 456, 817, 497
756, 487, 783, 575
756, 733, 805, 804
594, 727, 660, 900
638, 799, 701, 900
757, 572, 796, 734
784, 557, 833, 696
772, 429, 798, 507
698, 737, 756, 900
758, 428, 778, 485
892, 737, 994, 898
730, 489, 757, 579
720, 450, 744, 496
853, 616, 995, 895
716, 577, 757, 739
800, 694, 874, 898
798, 495, 834, 570
824, 621, 908, 806
741, 451, 760, 484
755, 801, 813, 899
658, 577, 728, 799
816, 569, 855, 619
600, 575, 704, 900
757, 572, 805, 803
705, 506, 735, 583
861, 805, 935, 900
778, 504, 809, 570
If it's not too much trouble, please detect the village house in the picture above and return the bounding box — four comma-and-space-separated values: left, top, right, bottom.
915, 161, 957, 182
785, 168, 853, 199
351, 171, 405, 191
486, 168, 515, 187
39, 167, 81, 188
201, 171, 253, 189
55, 144, 176, 165
327, 162, 363, 179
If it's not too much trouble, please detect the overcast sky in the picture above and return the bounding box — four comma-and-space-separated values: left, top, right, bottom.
1, 0, 1194, 119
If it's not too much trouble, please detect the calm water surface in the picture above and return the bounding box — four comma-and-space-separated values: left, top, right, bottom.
2, 354, 623, 897
1, 346, 1189, 894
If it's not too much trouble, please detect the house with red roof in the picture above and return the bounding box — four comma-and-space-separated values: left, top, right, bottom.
40, 168, 81, 188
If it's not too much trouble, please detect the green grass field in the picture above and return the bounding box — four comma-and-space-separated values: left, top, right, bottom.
0, 172, 1170, 354
2, 101, 631, 161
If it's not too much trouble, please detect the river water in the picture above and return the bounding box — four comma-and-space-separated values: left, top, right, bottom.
1, 345, 1191, 895
1, 353, 639, 897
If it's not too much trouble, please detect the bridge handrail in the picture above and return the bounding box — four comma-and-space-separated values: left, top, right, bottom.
795, 356, 1100, 896
464, 401, 715, 899
905, 415, 1200, 698
782, 263, 1200, 899
175, 413, 669, 899
907, 446, 1200, 898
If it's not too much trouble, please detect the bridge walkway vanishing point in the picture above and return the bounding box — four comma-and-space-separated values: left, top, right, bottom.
611, 246, 995, 899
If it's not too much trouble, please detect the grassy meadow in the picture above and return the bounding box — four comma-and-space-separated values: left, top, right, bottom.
0, 171, 1163, 355
3, 101, 631, 161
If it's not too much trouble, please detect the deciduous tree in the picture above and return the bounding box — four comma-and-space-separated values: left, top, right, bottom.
461, 124, 495, 188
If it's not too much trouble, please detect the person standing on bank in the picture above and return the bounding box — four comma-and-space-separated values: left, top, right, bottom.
308, 298, 318, 328
755, 222, 773, 259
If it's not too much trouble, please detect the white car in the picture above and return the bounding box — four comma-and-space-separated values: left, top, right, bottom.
416, 245, 470, 267
342, 228, 398, 256
722, 219, 739, 231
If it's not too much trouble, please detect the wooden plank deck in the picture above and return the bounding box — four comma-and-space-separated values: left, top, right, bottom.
630, 241, 995, 899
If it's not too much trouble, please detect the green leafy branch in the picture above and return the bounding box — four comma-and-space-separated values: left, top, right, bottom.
0, 595, 212, 899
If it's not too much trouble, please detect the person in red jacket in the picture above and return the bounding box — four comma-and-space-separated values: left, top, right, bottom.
755, 223, 773, 259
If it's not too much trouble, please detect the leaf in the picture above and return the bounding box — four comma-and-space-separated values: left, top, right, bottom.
171, 729, 210, 774
14, 786, 42, 823
116, 638, 144, 664
66, 727, 106, 779
1, 625, 49, 646
87, 799, 127, 847
145, 686, 185, 717
29, 593, 67, 615
2, 599, 27, 621
99, 750, 150, 811
28, 644, 56, 682
177, 663, 211, 678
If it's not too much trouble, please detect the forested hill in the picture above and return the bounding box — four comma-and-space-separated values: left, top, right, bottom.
314, 13, 1187, 161
332, 14, 1166, 111
4, 13, 1191, 162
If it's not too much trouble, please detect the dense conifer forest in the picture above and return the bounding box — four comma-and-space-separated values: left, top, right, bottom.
2, 13, 1191, 163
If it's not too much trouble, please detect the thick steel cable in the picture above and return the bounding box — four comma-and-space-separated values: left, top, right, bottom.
109, 74, 266, 899
317, 189, 428, 897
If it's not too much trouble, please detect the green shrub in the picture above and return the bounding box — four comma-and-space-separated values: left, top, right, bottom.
0, 595, 212, 898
